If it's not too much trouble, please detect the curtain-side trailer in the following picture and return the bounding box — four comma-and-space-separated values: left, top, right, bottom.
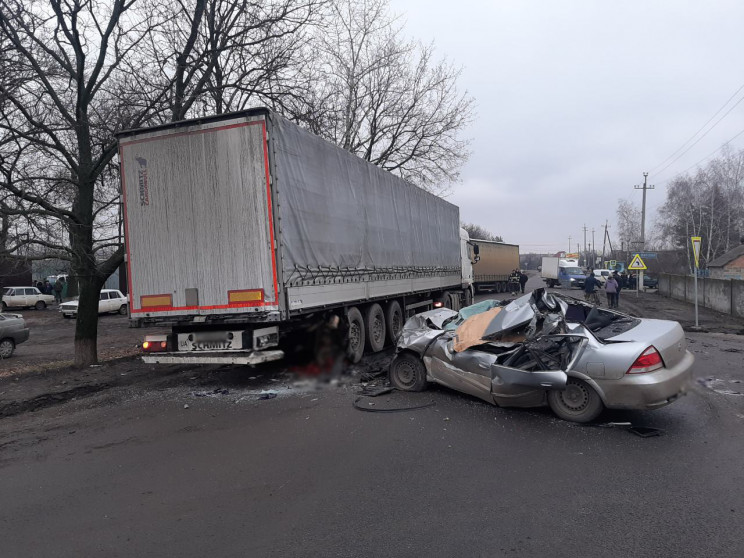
118, 108, 475, 365
470, 240, 520, 293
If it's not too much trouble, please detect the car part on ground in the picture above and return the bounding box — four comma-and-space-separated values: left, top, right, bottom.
390, 288, 694, 423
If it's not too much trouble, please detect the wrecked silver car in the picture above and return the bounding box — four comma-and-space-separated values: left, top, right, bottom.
389, 289, 694, 422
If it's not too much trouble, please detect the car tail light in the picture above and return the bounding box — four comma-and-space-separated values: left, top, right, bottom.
626, 346, 664, 374
142, 335, 169, 353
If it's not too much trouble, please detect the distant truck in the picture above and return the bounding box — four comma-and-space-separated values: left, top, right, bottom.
541, 257, 586, 289
118, 108, 476, 365
470, 240, 520, 293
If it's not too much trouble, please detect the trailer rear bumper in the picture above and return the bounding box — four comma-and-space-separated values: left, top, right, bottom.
142, 350, 284, 366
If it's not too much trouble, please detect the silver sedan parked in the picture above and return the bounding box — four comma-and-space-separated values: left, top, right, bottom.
389, 289, 694, 423
0, 312, 30, 358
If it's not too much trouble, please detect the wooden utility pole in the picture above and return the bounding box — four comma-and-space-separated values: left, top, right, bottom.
634, 172, 654, 293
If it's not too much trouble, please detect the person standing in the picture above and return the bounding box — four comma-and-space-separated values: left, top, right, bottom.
583, 269, 600, 304
605, 274, 619, 308
519, 270, 529, 294
53, 278, 63, 304
613, 272, 623, 306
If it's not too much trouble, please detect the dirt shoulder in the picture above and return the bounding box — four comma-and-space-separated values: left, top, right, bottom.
1, 309, 169, 377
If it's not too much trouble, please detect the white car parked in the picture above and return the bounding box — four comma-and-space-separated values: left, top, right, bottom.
59, 289, 129, 318
592, 269, 611, 286
1, 286, 56, 310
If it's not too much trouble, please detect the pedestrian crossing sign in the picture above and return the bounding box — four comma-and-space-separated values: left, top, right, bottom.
628, 254, 647, 270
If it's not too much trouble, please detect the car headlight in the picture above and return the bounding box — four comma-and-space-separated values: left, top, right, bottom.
569, 278, 575, 282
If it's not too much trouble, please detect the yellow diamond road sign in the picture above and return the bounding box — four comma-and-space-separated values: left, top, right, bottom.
691, 236, 701, 268
628, 254, 647, 270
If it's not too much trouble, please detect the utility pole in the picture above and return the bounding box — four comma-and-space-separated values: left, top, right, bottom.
634, 172, 655, 296
591, 228, 595, 267
601, 220, 610, 267
582, 224, 588, 266
568, 235, 571, 256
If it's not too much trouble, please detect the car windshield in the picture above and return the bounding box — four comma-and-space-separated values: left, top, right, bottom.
563, 267, 583, 275
2, 288, 10, 295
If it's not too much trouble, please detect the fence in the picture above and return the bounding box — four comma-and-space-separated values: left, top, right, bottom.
658, 273, 744, 319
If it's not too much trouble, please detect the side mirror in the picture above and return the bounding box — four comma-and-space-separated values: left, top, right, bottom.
473, 244, 480, 255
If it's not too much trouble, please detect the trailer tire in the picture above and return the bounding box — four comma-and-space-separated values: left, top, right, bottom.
495, 282, 502, 293
463, 288, 473, 307
346, 307, 365, 363
385, 300, 403, 346
365, 303, 386, 353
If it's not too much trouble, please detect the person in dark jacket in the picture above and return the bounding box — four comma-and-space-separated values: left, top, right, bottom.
519, 271, 529, 294
583, 269, 601, 303
614, 271, 623, 306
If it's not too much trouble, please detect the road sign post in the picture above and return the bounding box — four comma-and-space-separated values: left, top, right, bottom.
691, 236, 701, 327
628, 254, 647, 297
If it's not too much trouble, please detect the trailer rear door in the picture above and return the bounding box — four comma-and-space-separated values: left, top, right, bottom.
119, 115, 279, 318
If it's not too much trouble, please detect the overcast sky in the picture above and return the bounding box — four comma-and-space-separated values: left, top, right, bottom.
392, 0, 744, 253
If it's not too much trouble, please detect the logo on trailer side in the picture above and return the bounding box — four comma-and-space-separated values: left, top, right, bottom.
135, 156, 150, 206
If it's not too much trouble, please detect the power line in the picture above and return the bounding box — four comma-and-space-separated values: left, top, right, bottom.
649, 80, 744, 175
657, 125, 744, 186
651, 94, 744, 179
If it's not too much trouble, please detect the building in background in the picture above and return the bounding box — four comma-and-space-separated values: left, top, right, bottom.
708, 243, 744, 280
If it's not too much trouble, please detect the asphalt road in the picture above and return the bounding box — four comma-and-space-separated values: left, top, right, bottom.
2, 273, 744, 557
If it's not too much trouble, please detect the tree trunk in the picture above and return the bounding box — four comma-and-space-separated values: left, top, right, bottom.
73, 272, 104, 367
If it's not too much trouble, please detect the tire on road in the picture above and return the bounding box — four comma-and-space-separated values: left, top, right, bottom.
35, 300, 46, 310
365, 303, 386, 353
346, 306, 365, 363
119, 305, 128, 316
385, 300, 403, 346
389, 352, 427, 391
548, 378, 604, 423
0, 338, 15, 358
1, 302, 7, 311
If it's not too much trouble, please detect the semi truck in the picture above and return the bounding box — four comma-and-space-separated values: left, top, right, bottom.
470, 240, 520, 293
118, 108, 476, 365
540, 257, 586, 288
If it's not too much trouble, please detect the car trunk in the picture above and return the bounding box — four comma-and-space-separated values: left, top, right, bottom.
606, 319, 687, 369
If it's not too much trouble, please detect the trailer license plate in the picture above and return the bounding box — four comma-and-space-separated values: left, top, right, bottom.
177, 332, 243, 352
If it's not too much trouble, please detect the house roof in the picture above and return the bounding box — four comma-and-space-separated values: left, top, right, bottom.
708, 244, 744, 268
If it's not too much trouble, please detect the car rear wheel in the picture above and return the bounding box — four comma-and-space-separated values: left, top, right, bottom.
1, 301, 7, 311
35, 300, 46, 310
118, 304, 128, 315
548, 378, 604, 423
0, 338, 14, 358
389, 352, 427, 391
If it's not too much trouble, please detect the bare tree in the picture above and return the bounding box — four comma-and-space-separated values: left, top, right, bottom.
0, 0, 324, 366
461, 222, 503, 242
292, 0, 474, 194
655, 147, 744, 269
615, 198, 642, 251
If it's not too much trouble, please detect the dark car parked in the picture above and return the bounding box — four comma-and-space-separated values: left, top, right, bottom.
643, 275, 658, 289
0, 312, 30, 358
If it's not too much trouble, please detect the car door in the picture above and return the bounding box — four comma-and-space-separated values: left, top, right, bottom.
425, 335, 497, 403
99, 291, 110, 313
490, 335, 588, 405
26, 288, 40, 306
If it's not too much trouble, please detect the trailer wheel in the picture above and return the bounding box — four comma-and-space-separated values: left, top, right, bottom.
495, 282, 502, 294
385, 300, 403, 345
463, 288, 473, 307
365, 303, 386, 353
346, 307, 365, 363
